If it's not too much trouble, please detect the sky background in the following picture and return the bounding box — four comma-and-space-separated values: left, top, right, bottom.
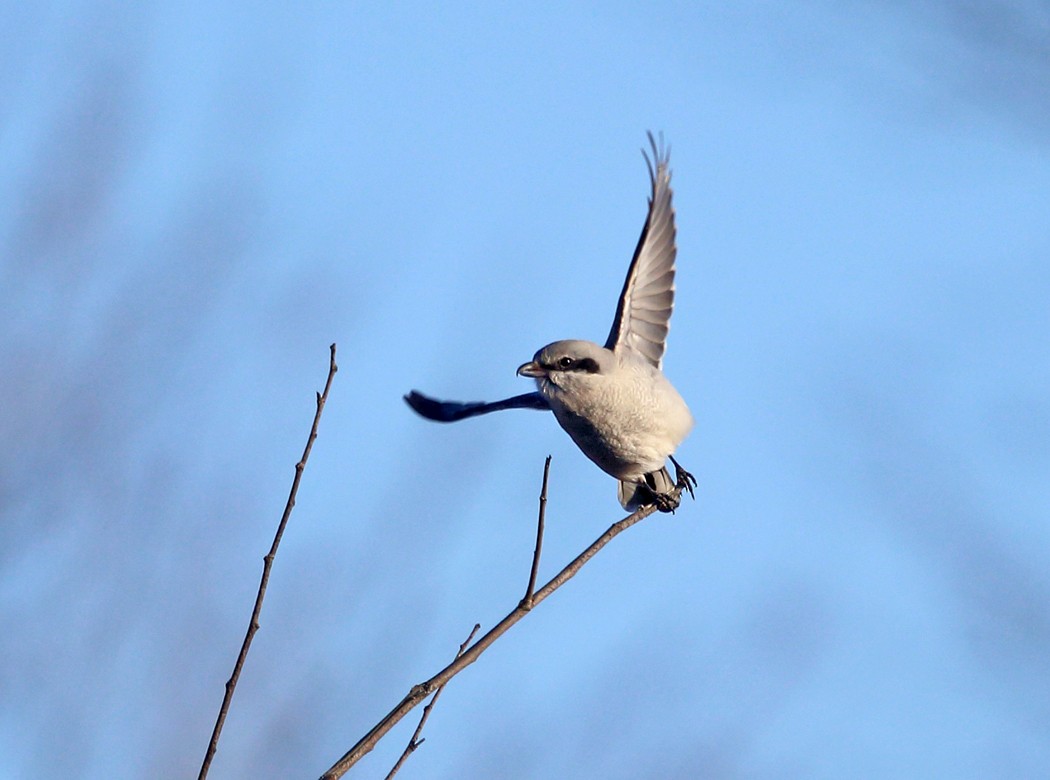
2, 2, 1049, 778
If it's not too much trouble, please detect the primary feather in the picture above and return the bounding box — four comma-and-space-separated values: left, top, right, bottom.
604, 132, 677, 369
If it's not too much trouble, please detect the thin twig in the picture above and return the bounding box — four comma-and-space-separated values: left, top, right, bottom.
198, 344, 338, 780
522, 455, 552, 608
384, 623, 482, 780
319, 470, 687, 779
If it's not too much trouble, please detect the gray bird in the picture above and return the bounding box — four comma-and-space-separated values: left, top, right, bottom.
405, 133, 695, 511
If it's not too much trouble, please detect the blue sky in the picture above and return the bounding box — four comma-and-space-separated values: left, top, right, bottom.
2, 2, 1049, 778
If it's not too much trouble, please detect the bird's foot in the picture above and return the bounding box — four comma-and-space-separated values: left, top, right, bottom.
670, 455, 697, 502
653, 490, 682, 513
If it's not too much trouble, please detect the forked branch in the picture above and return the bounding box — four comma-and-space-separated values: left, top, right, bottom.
319, 457, 685, 779
383, 623, 481, 780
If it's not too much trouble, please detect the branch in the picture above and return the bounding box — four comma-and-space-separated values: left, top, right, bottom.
319, 466, 685, 779
198, 343, 338, 780
522, 455, 552, 608
383, 623, 481, 780
385, 458, 549, 778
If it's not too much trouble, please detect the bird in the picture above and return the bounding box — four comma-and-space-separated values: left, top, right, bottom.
405, 133, 695, 512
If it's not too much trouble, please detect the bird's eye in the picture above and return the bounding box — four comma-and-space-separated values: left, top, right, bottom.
557, 356, 574, 369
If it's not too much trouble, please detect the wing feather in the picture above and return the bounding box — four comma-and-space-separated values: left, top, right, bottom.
604, 132, 677, 368
404, 390, 549, 422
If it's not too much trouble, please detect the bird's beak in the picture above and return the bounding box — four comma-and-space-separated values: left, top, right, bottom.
516, 360, 545, 378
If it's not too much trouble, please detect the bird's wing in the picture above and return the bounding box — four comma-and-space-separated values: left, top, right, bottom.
604, 132, 677, 368
404, 390, 549, 422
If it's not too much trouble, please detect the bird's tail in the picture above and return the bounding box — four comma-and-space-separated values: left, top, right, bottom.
618, 467, 675, 511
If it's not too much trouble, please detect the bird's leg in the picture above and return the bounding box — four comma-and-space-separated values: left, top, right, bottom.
669, 455, 697, 501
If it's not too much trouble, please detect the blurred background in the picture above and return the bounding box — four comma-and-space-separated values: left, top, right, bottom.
2, 2, 1048, 778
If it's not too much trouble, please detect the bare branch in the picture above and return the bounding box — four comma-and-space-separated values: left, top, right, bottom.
198, 344, 338, 780
384, 623, 482, 780
319, 466, 687, 779
522, 455, 552, 608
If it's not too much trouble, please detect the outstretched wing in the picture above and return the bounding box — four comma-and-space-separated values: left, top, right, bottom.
404, 390, 549, 423
604, 132, 677, 368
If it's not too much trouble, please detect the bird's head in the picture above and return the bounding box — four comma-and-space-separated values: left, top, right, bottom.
517, 340, 615, 386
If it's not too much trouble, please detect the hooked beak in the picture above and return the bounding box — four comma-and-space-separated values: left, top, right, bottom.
516, 360, 545, 378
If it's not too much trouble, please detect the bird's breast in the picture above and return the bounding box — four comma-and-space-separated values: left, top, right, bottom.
541, 367, 692, 481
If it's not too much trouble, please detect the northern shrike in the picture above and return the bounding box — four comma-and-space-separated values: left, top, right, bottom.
405, 134, 695, 511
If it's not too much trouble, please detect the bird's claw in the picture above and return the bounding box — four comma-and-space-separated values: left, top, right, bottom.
670, 455, 697, 501
653, 490, 682, 513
